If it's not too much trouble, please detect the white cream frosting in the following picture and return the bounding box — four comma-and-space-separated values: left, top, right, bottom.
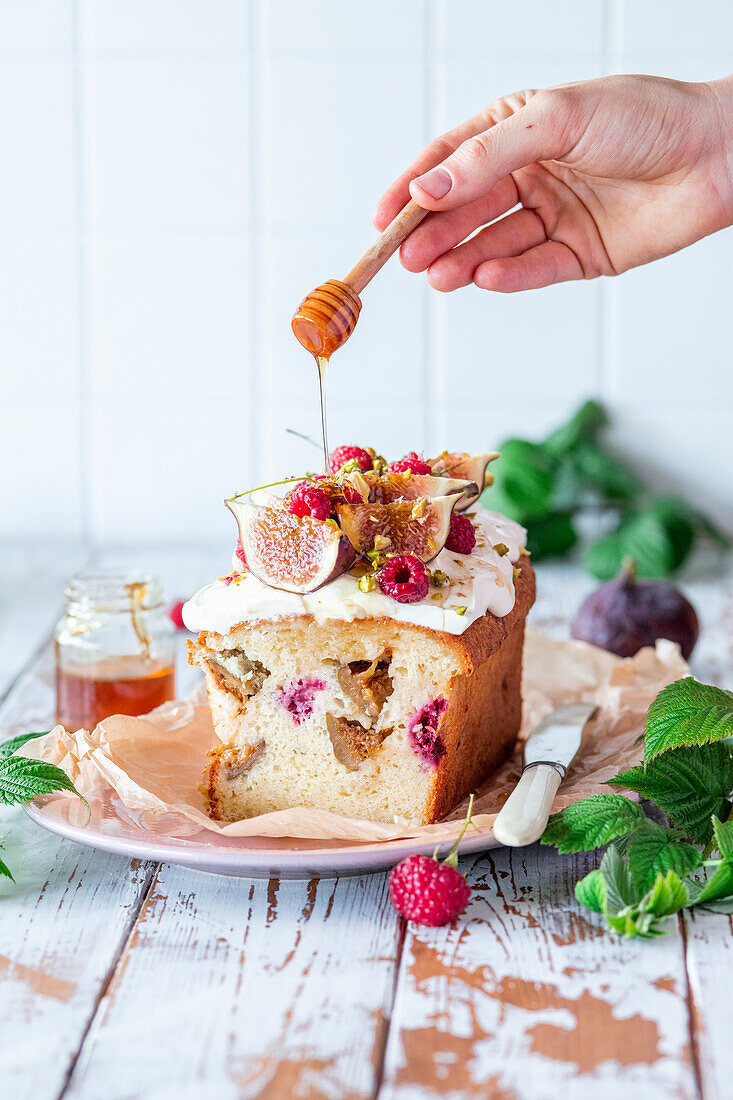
183, 507, 527, 638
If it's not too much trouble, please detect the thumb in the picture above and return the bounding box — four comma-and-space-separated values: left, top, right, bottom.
409, 91, 569, 210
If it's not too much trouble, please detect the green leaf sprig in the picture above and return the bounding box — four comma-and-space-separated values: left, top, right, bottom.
0, 731, 88, 882
481, 399, 728, 573
542, 677, 733, 937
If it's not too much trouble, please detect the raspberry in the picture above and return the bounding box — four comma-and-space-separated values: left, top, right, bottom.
234, 536, 248, 570
389, 795, 474, 926
330, 445, 373, 474
287, 482, 332, 521
387, 853, 468, 924
377, 554, 429, 603
276, 678, 326, 724
390, 452, 432, 476
167, 599, 187, 631
341, 482, 363, 505
409, 697, 448, 767
445, 512, 476, 554
389, 855, 471, 927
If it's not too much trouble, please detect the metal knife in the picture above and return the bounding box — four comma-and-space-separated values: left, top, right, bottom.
493, 702, 597, 847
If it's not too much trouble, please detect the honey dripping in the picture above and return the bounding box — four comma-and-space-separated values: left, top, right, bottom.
291, 279, 362, 472
316, 355, 329, 470
291, 201, 429, 466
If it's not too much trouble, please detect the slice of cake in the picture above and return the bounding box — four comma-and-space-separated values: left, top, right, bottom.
184, 449, 535, 826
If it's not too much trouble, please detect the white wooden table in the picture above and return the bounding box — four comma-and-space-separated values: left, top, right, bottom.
2, 544, 732, 1100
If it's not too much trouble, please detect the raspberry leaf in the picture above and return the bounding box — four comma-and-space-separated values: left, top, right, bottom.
0, 730, 48, 758
543, 399, 607, 457
691, 862, 733, 908
0, 840, 13, 882
583, 510, 678, 580
524, 512, 577, 562
624, 821, 701, 893
541, 793, 645, 853
0, 755, 88, 810
712, 815, 733, 859
574, 868, 606, 914
608, 742, 733, 844
600, 845, 639, 916
638, 870, 689, 918
487, 439, 556, 522
568, 442, 642, 503
644, 678, 733, 762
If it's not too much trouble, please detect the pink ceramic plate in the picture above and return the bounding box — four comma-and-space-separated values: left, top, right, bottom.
25, 789, 500, 879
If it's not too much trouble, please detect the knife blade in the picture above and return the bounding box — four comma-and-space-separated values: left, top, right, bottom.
493, 702, 597, 847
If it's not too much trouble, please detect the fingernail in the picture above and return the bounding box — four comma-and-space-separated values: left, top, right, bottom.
414, 167, 452, 200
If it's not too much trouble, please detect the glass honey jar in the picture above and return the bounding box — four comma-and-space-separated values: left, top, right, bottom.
54, 571, 176, 731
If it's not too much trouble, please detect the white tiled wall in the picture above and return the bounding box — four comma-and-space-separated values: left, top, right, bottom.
2, 0, 732, 549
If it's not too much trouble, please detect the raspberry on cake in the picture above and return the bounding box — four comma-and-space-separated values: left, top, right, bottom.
184, 448, 534, 826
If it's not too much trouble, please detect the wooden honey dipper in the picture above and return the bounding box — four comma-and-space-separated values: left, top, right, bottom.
291, 199, 428, 359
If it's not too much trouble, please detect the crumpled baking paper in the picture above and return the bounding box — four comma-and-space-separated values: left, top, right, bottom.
26, 629, 688, 845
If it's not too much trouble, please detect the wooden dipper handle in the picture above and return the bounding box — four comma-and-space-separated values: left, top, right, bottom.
343, 200, 428, 295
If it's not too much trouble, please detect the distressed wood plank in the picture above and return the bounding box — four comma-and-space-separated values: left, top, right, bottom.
681, 908, 733, 1100
381, 843, 697, 1100
677, 567, 733, 1100
0, 640, 156, 1100
63, 865, 402, 1099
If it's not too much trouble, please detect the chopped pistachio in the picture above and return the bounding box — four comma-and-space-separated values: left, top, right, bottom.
350, 470, 371, 501
430, 569, 450, 588
358, 574, 377, 593
373, 534, 391, 551
430, 593, 443, 601
493, 542, 509, 557
455, 606, 467, 616
513, 567, 519, 579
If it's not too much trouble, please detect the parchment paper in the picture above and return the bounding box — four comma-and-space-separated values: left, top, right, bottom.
27, 629, 688, 844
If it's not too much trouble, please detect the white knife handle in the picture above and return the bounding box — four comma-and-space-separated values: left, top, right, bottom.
493, 764, 562, 847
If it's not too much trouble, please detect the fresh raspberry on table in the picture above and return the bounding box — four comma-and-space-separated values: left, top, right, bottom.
389, 795, 474, 926
377, 554, 430, 603
329, 445, 373, 474
287, 482, 332, 521
389, 854, 471, 926
445, 512, 476, 554
167, 600, 187, 631
234, 536, 249, 570
390, 452, 432, 475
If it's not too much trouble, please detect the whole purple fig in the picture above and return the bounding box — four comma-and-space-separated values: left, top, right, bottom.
571, 560, 699, 660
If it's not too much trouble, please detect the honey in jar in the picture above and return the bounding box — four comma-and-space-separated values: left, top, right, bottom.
54, 572, 176, 731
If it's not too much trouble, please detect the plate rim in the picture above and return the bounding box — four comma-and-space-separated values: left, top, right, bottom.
23, 799, 501, 878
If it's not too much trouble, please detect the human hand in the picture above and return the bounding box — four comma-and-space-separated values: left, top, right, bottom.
374, 74, 733, 292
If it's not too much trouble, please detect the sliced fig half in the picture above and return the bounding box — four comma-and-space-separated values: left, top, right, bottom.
227, 500, 355, 594
430, 451, 500, 510
362, 470, 475, 504
336, 496, 459, 562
